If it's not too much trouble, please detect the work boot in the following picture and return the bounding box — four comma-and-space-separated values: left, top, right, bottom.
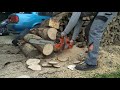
75, 62, 98, 71
12, 39, 19, 46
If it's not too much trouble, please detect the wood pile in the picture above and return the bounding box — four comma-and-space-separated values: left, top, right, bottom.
101, 13, 120, 46
17, 12, 71, 57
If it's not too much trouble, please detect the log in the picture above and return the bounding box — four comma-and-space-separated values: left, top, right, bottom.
19, 43, 40, 57
40, 12, 70, 29
20, 31, 55, 56
37, 27, 57, 40
18, 38, 54, 56
32, 43, 54, 56
29, 39, 54, 56
24, 34, 42, 42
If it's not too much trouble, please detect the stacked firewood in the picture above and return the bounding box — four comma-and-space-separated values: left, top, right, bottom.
17, 12, 71, 57
101, 13, 120, 46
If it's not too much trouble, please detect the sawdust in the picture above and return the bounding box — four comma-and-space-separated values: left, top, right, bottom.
37, 45, 120, 78
53, 45, 87, 63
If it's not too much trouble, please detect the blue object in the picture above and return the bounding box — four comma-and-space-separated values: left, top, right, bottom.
6, 12, 52, 33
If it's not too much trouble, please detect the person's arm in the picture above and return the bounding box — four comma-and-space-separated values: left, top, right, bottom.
70, 12, 97, 44
61, 12, 81, 36
71, 18, 83, 41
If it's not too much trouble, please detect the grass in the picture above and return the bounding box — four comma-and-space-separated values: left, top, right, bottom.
93, 70, 120, 78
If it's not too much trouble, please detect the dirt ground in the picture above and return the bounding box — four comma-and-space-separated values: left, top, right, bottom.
0, 35, 120, 78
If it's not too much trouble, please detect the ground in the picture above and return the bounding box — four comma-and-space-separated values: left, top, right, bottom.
0, 34, 120, 78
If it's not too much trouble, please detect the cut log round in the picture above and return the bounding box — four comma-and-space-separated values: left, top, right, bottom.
41, 62, 52, 67
73, 60, 81, 64
48, 18, 60, 29
53, 64, 61, 68
48, 28, 58, 40
40, 12, 70, 29
57, 57, 69, 62
43, 44, 54, 55
26, 59, 40, 66
28, 64, 42, 71
48, 61, 59, 65
37, 27, 57, 40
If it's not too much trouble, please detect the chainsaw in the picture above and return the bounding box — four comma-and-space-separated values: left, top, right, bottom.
54, 36, 73, 51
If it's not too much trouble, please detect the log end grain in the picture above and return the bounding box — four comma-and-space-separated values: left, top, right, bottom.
47, 28, 57, 40
43, 44, 53, 55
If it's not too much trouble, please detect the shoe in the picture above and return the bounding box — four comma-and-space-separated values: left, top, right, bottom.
75, 62, 98, 71
12, 39, 19, 46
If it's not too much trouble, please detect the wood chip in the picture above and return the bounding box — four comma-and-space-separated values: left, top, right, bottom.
48, 61, 59, 65
41, 62, 52, 67
26, 59, 40, 66
28, 64, 42, 71
73, 60, 81, 64
53, 64, 61, 68
57, 57, 69, 62
67, 65, 76, 70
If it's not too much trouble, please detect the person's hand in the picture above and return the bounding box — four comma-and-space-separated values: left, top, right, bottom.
61, 32, 65, 38
70, 40, 74, 45
69, 40, 74, 49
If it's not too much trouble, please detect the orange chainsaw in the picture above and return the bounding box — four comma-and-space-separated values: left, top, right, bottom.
54, 36, 73, 51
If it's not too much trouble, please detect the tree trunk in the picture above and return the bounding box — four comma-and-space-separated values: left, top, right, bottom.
29, 39, 54, 56
19, 33, 54, 56
37, 27, 57, 40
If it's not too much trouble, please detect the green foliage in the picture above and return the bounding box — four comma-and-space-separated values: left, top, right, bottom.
93, 70, 120, 78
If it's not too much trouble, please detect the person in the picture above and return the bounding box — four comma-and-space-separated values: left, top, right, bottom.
61, 12, 118, 71
61, 12, 95, 46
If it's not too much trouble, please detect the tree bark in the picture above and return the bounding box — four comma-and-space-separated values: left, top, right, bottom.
37, 27, 57, 40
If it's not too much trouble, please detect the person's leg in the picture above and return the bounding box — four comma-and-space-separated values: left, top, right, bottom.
75, 12, 118, 70
61, 12, 81, 36
84, 13, 98, 45
85, 19, 106, 65
85, 12, 118, 65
